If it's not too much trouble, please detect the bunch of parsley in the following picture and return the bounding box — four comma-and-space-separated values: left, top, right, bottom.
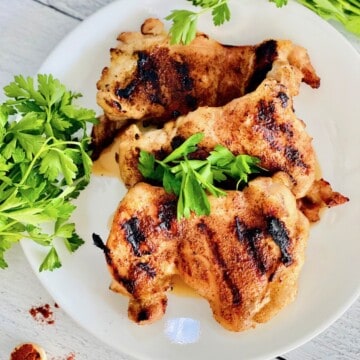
0, 74, 96, 271
138, 133, 264, 219
166, 0, 360, 45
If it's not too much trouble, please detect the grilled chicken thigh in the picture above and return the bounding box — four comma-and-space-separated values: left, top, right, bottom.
118, 61, 316, 199
92, 18, 320, 157
104, 177, 309, 331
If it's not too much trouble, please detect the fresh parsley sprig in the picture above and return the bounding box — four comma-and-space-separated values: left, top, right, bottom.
138, 133, 264, 219
165, 0, 359, 45
165, 0, 231, 44
296, 0, 360, 36
0, 74, 97, 271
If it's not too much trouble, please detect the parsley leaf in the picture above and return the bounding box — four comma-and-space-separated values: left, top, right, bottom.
163, 132, 204, 163
166, 10, 199, 45
269, 0, 288, 7
39, 246, 62, 272
0, 74, 97, 271
212, 1, 231, 25
138, 133, 265, 219
165, 0, 360, 45
208, 145, 263, 188
165, 0, 231, 44
296, 0, 360, 36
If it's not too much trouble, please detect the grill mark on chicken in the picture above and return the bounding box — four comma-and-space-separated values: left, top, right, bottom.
284, 146, 307, 169
92, 233, 112, 264
116, 51, 161, 103
266, 216, 292, 265
137, 262, 157, 278
256, 99, 283, 154
92, 234, 135, 294
116, 80, 137, 99
277, 91, 289, 108
185, 94, 198, 110
118, 276, 136, 294
257, 99, 276, 127
92, 232, 108, 252
213, 242, 242, 306
122, 217, 146, 256
235, 217, 266, 275
170, 135, 186, 150
174, 60, 193, 91
158, 200, 177, 230
137, 308, 150, 322
153, 148, 168, 161
116, 48, 199, 117
255, 98, 307, 171
279, 122, 294, 137
197, 220, 242, 306
246, 40, 278, 93
171, 110, 181, 118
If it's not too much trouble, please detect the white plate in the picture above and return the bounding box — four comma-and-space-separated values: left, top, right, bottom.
22, 0, 360, 359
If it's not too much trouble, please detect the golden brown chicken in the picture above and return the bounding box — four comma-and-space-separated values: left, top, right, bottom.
297, 179, 349, 222
92, 18, 320, 158
101, 176, 309, 332
117, 61, 316, 199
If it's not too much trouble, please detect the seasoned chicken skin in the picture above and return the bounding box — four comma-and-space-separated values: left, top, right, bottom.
297, 178, 349, 222
104, 177, 309, 331
93, 18, 320, 157
118, 61, 316, 199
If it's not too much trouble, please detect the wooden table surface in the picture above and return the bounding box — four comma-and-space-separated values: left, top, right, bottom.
0, 1, 359, 359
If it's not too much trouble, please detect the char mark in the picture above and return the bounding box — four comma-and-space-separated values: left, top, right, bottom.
137, 308, 150, 322
279, 122, 294, 137
198, 220, 242, 306
137, 51, 158, 82
185, 94, 198, 110
137, 262, 156, 278
122, 217, 146, 256
257, 99, 276, 127
92, 233, 111, 264
277, 91, 289, 108
154, 148, 168, 161
115, 50, 161, 103
266, 216, 292, 265
172, 110, 181, 118
174, 61, 193, 91
116, 80, 137, 98
158, 200, 177, 230
235, 217, 266, 275
284, 146, 308, 169
246, 40, 278, 92
118, 276, 135, 294
92, 232, 107, 252
171, 135, 186, 150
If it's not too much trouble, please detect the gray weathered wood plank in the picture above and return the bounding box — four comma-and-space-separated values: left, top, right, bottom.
35, 0, 114, 19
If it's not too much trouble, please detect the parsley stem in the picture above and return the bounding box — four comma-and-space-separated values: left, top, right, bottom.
0, 136, 83, 212
0, 219, 18, 232
0, 231, 54, 244
17, 137, 53, 186
0, 138, 52, 212
204, 0, 229, 12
